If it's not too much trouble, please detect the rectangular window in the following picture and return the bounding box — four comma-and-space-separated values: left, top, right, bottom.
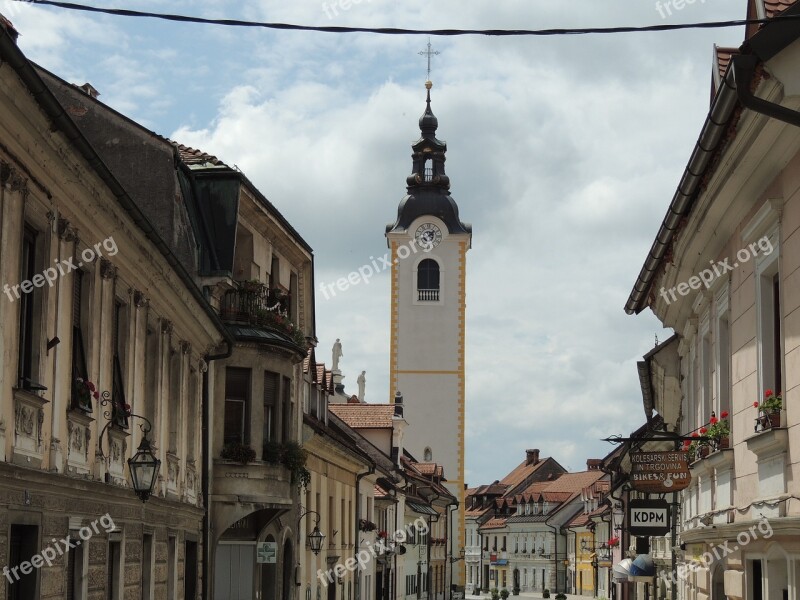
66, 531, 86, 600
224, 368, 250, 445
18, 227, 43, 390
71, 269, 91, 411
263, 371, 279, 443
715, 292, 731, 423
111, 301, 129, 428
184, 540, 198, 600
8, 524, 39, 600
282, 376, 292, 441
701, 330, 712, 425
167, 535, 176, 599
756, 242, 782, 399
107, 539, 121, 600
142, 533, 154, 600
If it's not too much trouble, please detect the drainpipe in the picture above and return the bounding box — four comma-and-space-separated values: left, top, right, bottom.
355, 462, 376, 600
732, 54, 800, 128
544, 517, 560, 594
446, 499, 459, 600
202, 338, 233, 600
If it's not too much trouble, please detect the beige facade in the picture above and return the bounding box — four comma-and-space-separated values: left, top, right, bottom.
627, 3, 800, 598
0, 18, 224, 599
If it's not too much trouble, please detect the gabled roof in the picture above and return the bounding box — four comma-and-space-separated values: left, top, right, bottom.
480, 517, 507, 530
329, 404, 396, 429
764, 0, 795, 17
500, 456, 549, 488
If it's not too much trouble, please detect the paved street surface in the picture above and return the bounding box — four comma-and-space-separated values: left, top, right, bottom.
466, 593, 603, 600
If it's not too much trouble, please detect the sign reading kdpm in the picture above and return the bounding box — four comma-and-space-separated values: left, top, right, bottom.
628, 499, 671, 537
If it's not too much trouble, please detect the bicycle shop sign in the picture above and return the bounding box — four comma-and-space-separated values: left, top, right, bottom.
629, 451, 691, 493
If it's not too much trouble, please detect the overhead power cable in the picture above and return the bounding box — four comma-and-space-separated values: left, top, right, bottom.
13, 0, 800, 37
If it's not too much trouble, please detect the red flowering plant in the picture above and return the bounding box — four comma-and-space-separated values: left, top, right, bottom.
377, 530, 388, 539
706, 411, 730, 440
756, 389, 782, 414
72, 377, 100, 412
607, 536, 620, 548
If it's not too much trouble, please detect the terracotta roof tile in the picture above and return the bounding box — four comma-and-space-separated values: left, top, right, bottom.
329, 404, 395, 429
764, 0, 795, 17
479, 517, 507, 530
500, 457, 548, 488
171, 141, 226, 167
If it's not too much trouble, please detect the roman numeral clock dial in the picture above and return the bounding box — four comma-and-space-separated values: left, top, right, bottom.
415, 222, 442, 249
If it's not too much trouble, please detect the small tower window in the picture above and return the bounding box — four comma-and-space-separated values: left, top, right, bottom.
423, 158, 433, 181
417, 259, 440, 302
424, 447, 432, 462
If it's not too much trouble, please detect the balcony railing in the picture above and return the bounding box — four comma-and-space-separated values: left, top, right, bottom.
418, 289, 439, 302
220, 286, 290, 327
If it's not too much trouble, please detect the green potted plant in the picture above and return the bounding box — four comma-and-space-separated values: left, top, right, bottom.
500, 589, 509, 600
491, 587, 499, 600
554, 594, 567, 600
281, 440, 311, 488
707, 411, 730, 449
220, 442, 256, 464
262, 440, 282, 464
542, 589, 550, 599
512, 586, 520, 596
755, 389, 782, 429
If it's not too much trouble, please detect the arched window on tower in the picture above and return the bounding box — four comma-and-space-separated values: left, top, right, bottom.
424, 447, 432, 462
423, 158, 433, 181
417, 259, 440, 302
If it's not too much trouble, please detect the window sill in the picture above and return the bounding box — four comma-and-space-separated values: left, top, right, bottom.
745, 427, 788, 459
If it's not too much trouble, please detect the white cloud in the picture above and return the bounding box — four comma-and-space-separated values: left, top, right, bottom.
13, 0, 749, 484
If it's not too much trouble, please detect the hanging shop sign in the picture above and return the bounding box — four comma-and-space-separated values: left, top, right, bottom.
629, 451, 691, 493
628, 499, 671, 537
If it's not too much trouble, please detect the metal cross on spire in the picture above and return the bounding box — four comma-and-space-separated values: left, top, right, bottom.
418, 38, 440, 81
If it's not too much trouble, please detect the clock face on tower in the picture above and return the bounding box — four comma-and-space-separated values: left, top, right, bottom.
415, 222, 443, 249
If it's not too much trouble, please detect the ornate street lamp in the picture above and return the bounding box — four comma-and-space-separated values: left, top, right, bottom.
612, 503, 625, 533
299, 507, 325, 555
128, 432, 161, 502
97, 392, 160, 503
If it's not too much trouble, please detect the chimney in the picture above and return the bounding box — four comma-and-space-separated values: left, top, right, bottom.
587, 459, 603, 471
526, 449, 540, 465
78, 83, 100, 99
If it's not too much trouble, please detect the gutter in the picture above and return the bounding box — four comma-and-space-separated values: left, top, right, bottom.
355, 462, 376, 600
624, 5, 800, 315
201, 339, 233, 599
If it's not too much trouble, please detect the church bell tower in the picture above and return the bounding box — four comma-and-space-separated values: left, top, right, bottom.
386, 80, 471, 579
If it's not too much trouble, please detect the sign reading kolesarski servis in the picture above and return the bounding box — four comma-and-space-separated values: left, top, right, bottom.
629, 450, 691, 493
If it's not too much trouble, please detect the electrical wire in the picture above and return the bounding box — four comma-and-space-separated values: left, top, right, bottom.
13, 0, 800, 37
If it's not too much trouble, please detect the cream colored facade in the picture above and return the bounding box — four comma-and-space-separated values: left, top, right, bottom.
0, 18, 224, 599
627, 5, 800, 599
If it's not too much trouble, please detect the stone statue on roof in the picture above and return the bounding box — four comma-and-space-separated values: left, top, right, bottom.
332, 338, 343, 371
357, 371, 366, 402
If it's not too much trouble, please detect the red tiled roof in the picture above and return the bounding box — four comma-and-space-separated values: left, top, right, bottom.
329, 404, 395, 428
375, 484, 387, 498
540, 471, 603, 494
500, 457, 548, 488
715, 46, 738, 81
480, 517, 507, 530
172, 142, 226, 167
764, 0, 795, 17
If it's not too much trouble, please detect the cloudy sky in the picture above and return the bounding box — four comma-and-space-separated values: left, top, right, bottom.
8, 0, 746, 484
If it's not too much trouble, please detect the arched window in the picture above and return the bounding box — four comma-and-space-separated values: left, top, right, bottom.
424, 447, 433, 461
417, 259, 440, 301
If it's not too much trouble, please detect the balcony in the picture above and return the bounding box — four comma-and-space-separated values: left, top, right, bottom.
212, 459, 293, 505
219, 286, 305, 349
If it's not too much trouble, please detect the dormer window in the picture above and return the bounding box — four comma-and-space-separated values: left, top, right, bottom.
525, 503, 530, 515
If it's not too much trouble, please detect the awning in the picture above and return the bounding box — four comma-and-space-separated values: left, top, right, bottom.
628, 554, 656, 582
492, 559, 508, 566
407, 502, 438, 516
612, 558, 633, 582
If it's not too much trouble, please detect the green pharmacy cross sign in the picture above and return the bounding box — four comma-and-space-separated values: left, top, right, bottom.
257, 542, 277, 564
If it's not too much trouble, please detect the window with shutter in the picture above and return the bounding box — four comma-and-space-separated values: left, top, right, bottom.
111, 302, 129, 428
71, 270, 91, 411
263, 372, 279, 443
